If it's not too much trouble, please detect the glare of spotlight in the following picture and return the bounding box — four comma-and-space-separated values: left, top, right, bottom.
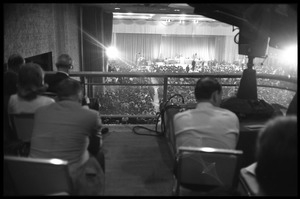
106, 46, 119, 59
280, 45, 297, 67
50, 159, 66, 165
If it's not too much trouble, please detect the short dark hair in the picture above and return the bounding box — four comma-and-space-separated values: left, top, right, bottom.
7, 54, 24, 72
17, 63, 45, 100
56, 54, 73, 69
194, 77, 222, 101
255, 116, 297, 196
57, 78, 82, 100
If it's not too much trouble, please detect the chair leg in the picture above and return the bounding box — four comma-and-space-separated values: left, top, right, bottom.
172, 176, 179, 196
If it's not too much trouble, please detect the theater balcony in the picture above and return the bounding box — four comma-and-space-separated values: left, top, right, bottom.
41, 71, 296, 195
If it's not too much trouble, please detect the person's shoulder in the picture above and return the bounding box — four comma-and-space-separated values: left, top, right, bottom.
84, 108, 99, 116
35, 101, 54, 114
8, 94, 18, 102
38, 95, 55, 103
174, 109, 192, 120
5, 70, 17, 76
214, 106, 238, 119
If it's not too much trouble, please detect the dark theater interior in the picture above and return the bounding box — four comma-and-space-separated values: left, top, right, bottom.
3, 3, 297, 196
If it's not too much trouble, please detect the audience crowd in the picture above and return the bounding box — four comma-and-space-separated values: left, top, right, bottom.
97, 59, 296, 117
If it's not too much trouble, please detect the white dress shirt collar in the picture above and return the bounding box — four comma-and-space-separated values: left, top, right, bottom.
57, 71, 69, 76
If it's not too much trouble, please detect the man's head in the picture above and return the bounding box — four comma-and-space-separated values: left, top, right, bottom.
255, 116, 297, 196
7, 54, 25, 73
194, 77, 222, 106
57, 78, 83, 103
55, 54, 73, 73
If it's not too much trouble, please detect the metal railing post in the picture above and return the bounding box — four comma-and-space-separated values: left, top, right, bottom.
163, 76, 168, 102
80, 76, 84, 95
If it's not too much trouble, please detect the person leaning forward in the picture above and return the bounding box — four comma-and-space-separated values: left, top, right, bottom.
30, 78, 105, 195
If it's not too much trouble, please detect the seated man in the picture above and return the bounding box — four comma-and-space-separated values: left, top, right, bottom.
30, 79, 105, 194
44, 54, 73, 93
255, 116, 297, 196
174, 77, 239, 150
44, 53, 93, 109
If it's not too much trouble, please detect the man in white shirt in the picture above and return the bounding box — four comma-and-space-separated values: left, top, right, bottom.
173, 77, 239, 150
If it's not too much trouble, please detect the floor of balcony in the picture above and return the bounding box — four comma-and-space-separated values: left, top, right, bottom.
102, 124, 174, 196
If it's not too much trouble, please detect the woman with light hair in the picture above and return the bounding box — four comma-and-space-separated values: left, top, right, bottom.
8, 63, 55, 114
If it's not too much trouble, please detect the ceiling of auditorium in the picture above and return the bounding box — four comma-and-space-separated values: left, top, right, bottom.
83, 3, 217, 22
87, 3, 195, 15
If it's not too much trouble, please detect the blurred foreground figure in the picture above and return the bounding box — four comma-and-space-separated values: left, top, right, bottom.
255, 116, 297, 196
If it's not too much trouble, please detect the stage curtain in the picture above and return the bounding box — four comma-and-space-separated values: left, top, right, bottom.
115, 33, 162, 65
160, 35, 217, 61
114, 33, 239, 64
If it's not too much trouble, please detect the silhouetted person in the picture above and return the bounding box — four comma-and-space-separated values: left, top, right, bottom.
4, 54, 25, 142
286, 91, 297, 116
192, 60, 196, 71
186, 65, 190, 73
255, 116, 297, 196
4, 54, 24, 96
44, 54, 74, 93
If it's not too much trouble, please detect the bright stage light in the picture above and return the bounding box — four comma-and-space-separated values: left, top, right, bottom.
106, 46, 119, 59
280, 45, 297, 68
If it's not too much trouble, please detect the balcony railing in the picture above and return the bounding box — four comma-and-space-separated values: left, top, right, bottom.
45, 72, 297, 118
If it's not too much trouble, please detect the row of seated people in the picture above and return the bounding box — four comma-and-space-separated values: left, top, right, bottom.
4, 54, 107, 195
171, 77, 297, 196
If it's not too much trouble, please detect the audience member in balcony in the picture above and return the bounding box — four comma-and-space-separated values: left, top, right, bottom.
4, 54, 25, 142
173, 77, 239, 150
44, 54, 74, 93
44, 53, 90, 106
4, 54, 25, 96
286, 91, 297, 116
8, 63, 55, 114
255, 116, 297, 196
30, 78, 105, 195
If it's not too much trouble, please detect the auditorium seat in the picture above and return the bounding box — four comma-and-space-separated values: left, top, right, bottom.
4, 156, 73, 196
173, 146, 243, 196
7, 114, 35, 157
9, 113, 35, 143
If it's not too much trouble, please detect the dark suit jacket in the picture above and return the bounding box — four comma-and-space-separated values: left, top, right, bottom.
44, 72, 89, 106
4, 71, 18, 96
3, 71, 18, 141
44, 72, 70, 93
